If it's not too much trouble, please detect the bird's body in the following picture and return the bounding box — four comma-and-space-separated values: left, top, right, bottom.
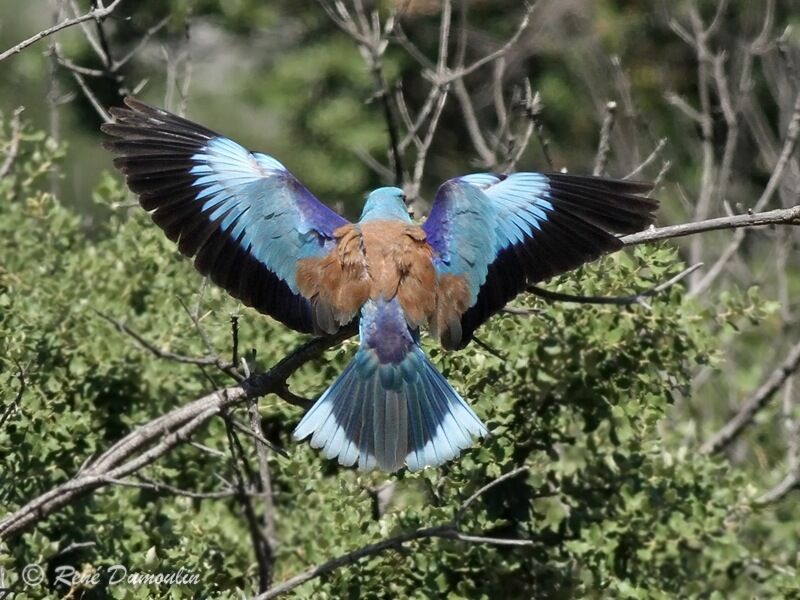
293, 189, 486, 470
103, 98, 658, 472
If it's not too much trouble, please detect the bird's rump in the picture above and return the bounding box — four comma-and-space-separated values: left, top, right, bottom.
293, 296, 487, 471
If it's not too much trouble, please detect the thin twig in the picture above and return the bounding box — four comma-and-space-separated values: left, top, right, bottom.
103, 476, 237, 499
455, 466, 529, 523
249, 398, 279, 553
70, 71, 111, 123
593, 101, 617, 176
408, 86, 449, 198
56, 540, 96, 557
0, 107, 24, 179
430, 3, 535, 86
454, 78, 496, 167
222, 412, 274, 592
94, 309, 240, 379
514, 263, 702, 309
228, 417, 289, 459
624, 138, 667, 180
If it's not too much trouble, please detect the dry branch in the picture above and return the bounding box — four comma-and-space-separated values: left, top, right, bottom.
621, 205, 800, 246
0, 107, 24, 179
701, 339, 800, 455
0, 0, 125, 63
593, 101, 617, 176
516, 263, 702, 309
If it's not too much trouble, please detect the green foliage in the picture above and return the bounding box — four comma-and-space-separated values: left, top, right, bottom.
1, 116, 797, 598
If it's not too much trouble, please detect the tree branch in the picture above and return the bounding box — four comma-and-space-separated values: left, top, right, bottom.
429, 3, 535, 86
755, 471, 800, 506
0, 107, 24, 179
620, 204, 800, 246
593, 101, 617, 176
94, 309, 242, 382
515, 263, 702, 309
689, 91, 800, 296
0, 0, 125, 63
701, 339, 800, 455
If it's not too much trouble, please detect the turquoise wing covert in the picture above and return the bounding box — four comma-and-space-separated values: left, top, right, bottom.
423, 172, 658, 349
102, 98, 350, 334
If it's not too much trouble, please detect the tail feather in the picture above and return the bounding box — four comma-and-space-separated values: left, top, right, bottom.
293, 346, 487, 472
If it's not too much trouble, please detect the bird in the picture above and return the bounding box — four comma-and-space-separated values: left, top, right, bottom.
102, 97, 658, 473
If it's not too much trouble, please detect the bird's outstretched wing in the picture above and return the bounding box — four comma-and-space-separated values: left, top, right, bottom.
423, 172, 658, 349
102, 97, 350, 334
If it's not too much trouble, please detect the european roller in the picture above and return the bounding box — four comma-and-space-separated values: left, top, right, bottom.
103, 98, 657, 472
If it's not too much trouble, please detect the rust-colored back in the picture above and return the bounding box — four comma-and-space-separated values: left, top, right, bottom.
297, 220, 455, 333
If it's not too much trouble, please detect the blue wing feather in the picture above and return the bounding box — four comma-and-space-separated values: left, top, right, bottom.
424, 172, 657, 349
103, 97, 349, 334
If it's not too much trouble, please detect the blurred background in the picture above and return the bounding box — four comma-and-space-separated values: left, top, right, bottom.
4, 0, 788, 217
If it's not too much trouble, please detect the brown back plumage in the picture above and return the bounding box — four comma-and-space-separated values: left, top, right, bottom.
296, 220, 441, 332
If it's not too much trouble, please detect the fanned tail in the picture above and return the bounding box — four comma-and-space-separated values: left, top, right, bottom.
293, 300, 487, 472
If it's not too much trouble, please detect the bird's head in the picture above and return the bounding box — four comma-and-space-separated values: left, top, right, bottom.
359, 187, 411, 223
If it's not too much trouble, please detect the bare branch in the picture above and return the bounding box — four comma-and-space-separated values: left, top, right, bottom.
621, 204, 800, 246
0, 0, 125, 63
354, 147, 394, 181
701, 339, 800, 455
228, 416, 288, 459
249, 399, 279, 553
0, 107, 24, 179
70, 71, 111, 123
455, 466, 529, 523
430, 3, 535, 86
755, 471, 799, 506
624, 138, 667, 180
113, 16, 170, 70
593, 101, 617, 176
664, 92, 704, 124
319, 1, 405, 186
103, 476, 237, 499
408, 87, 449, 198
221, 409, 274, 592
94, 309, 241, 380
690, 92, 800, 295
